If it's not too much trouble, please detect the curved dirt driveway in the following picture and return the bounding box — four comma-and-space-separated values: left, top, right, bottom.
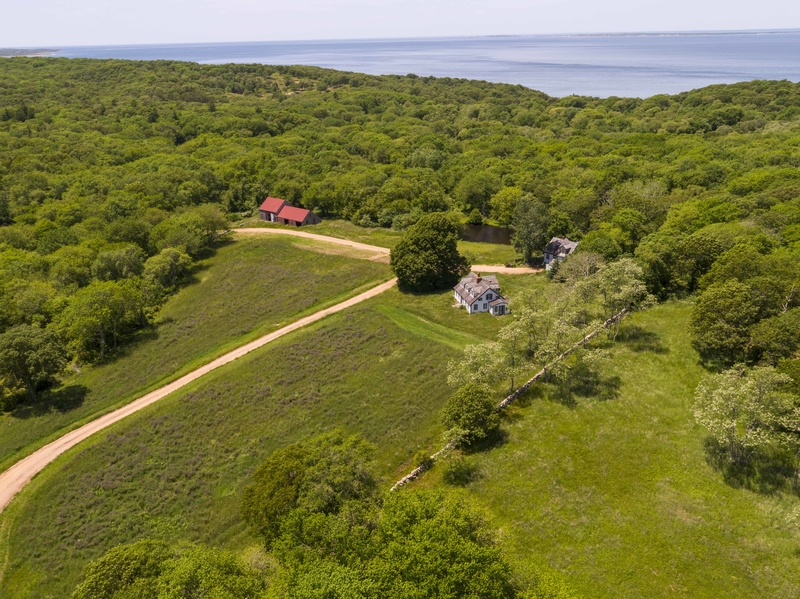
0, 230, 538, 513
0, 278, 397, 514
235, 228, 541, 274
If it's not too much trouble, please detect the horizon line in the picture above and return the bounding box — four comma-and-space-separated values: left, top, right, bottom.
6, 27, 800, 52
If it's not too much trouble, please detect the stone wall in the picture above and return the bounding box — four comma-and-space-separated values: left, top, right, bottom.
390, 310, 628, 491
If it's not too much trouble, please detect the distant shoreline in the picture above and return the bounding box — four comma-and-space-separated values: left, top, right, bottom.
3, 30, 799, 98
4, 28, 800, 56
0, 49, 58, 58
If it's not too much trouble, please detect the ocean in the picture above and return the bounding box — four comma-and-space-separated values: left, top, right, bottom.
52, 30, 800, 99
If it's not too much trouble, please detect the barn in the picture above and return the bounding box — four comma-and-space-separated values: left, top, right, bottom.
258, 197, 287, 222
275, 205, 322, 227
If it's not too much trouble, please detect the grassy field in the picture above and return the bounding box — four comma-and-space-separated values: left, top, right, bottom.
0, 236, 390, 472
235, 218, 522, 265
429, 301, 800, 598
0, 274, 542, 598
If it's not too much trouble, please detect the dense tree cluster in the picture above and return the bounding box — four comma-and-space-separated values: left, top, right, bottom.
73, 431, 571, 598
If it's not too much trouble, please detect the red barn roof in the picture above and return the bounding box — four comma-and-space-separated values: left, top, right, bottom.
259, 197, 286, 213
277, 205, 311, 222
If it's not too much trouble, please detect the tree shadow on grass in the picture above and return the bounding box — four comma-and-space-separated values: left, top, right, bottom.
568, 362, 622, 402
703, 437, 799, 497
11, 384, 88, 420
524, 363, 622, 408
616, 324, 669, 354
464, 427, 510, 454
442, 454, 483, 487
85, 326, 162, 370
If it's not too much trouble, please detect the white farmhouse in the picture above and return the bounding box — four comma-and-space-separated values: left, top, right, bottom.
543, 237, 579, 270
453, 273, 509, 316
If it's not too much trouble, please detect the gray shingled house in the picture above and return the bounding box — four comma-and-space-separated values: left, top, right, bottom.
453, 273, 509, 316
543, 237, 579, 270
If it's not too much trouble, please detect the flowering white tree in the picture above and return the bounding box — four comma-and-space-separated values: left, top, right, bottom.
694, 365, 795, 465
592, 257, 656, 342
446, 342, 506, 389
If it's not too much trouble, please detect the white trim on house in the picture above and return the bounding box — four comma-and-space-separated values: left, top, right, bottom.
453, 273, 510, 316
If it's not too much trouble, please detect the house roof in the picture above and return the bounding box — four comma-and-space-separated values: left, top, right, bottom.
277, 205, 312, 222
454, 272, 503, 306
489, 298, 508, 306
544, 237, 579, 257
259, 197, 286, 213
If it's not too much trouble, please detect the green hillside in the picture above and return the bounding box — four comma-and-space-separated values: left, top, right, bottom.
0, 235, 390, 470
0, 276, 537, 598
2, 57, 800, 598
430, 301, 800, 598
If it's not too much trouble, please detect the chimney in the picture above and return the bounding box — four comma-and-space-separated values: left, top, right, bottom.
476, 274, 482, 283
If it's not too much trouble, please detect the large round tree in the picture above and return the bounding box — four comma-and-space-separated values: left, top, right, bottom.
390, 213, 469, 292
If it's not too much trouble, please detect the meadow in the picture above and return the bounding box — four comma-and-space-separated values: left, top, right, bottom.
431, 301, 800, 598
6, 252, 800, 598
237, 218, 522, 265
0, 268, 543, 598
0, 236, 390, 472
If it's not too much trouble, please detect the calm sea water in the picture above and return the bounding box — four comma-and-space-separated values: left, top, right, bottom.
53, 30, 800, 98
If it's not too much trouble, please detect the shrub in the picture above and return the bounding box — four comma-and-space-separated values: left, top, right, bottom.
440, 383, 500, 447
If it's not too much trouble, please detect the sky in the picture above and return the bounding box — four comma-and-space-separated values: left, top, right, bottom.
2, 0, 800, 48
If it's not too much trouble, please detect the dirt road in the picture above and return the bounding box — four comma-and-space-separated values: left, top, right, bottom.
234, 228, 541, 274
0, 278, 397, 514
0, 231, 539, 513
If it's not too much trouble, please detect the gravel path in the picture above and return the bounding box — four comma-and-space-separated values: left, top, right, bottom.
0, 278, 397, 514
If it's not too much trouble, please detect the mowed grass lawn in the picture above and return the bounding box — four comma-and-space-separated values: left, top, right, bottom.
0, 236, 390, 471
447, 300, 800, 598
0, 275, 540, 599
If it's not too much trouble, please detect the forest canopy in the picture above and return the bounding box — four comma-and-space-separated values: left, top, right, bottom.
2, 57, 800, 407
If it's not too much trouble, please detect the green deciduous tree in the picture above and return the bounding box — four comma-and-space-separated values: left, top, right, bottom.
575, 229, 623, 262
72, 540, 268, 599
690, 280, 761, 365
592, 257, 655, 341
142, 247, 192, 306
511, 196, 549, 264
58, 280, 144, 360
369, 491, 516, 599
241, 431, 376, 547
72, 539, 173, 599
749, 308, 800, 365
489, 186, 523, 227
447, 343, 504, 389
91, 245, 145, 281
440, 383, 500, 447
390, 213, 469, 292
150, 204, 228, 257
454, 171, 501, 216
0, 324, 66, 402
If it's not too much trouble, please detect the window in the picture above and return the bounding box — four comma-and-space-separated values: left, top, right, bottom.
483, 303, 487, 309
487, 294, 492, 300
